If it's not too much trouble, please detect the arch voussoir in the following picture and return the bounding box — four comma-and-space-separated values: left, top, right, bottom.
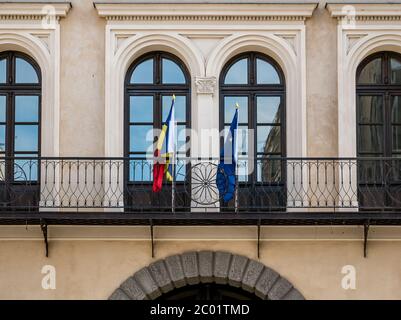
109, 251, 305, 300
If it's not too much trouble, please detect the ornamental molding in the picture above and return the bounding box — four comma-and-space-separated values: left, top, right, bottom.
327, 3, 401, 21
195, 77, 217, 95
95, 3, 317, 22
0, 2, 71, 20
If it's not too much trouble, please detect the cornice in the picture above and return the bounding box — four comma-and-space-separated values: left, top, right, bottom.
327, 3, 401, 21
0, 2, 71, 20
94, 3, 317, 22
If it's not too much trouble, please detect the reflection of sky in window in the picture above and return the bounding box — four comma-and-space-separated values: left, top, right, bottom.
0, 125, 5, 152
0, 96, 5, 122
130, 96, 153, 123
224, 96, 248, 123
130, 125, 153, 153
14, 155, 38, 181
237, 160, 248, 182
0, 59, 6, 83
131, 59, 153, 84
162, 59, 186, 84
257, 126, 281, 153
224, 125, 248, 154
129, 157, 152, 182
14, 125, 38, 151
162, 96, 186, 122
15, 96, 39, 122
257, 59, 280, 84
224, 59, 248, 84
15, 58, 39, 84
257, 97, 281, 124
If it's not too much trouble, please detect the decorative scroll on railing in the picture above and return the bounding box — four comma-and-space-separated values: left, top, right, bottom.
0, 157, 400, 211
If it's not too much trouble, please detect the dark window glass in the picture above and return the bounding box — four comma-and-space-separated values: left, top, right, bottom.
358, 125, 383, 153
357, 52, 401, 159
256, 59, 280, 84
258, 157, 281, 182
130, 58, 153, 84
15, 57, 39, 83
393, 125, 401, 153
224, 58, 248, 84
358, 57, 382, 84
0, 59, 6, 84
391, 58, 401, 84
358, 96, 383, 123
392, 96, 401, 123
129, 96, 153, 123
162, 58, 186, 84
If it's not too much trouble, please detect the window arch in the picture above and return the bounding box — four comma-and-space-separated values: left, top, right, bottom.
356, 51, 401, 209
124, 52, 190, 182
220, 52, 285, 185
0, 51, 41, 182
356, 51, 401, 158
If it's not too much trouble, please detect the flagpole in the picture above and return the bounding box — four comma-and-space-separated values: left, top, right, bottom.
235, 161, 239, 214
171, 143, 175, 214
171, 95, 176, 214
234, 103, 239, 214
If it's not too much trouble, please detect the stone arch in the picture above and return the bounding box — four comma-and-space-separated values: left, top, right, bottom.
105, 33, 204, 157
115, 33, 204, 79
109, 251, 304, 300
206, 33, 296, 83
206, 33, 306, 158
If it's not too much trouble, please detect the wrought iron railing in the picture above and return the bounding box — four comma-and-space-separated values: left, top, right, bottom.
0, 156, 400, 212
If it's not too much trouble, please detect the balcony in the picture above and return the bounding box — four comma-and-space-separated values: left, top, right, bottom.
0, 156, 400, 226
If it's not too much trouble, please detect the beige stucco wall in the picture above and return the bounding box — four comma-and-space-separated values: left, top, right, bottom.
306, 3, 338, 157
59, 0, 105, 156
1, 238, 401, 300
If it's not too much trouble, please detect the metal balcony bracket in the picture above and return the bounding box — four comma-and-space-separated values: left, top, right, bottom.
149, 219, 154, 258
257, 219, 261, 259
363, 220, 370, 258
40, 219, 49, 258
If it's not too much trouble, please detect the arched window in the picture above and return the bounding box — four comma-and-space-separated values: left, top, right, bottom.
357, 51, 401, 159
219, 52, 285, 210
0, 51, 41, 182
220, 52, 285, 184
125, 52, 190, 183
356, 51, 401, 208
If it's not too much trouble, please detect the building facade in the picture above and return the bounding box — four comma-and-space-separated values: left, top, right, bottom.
1, 0, 401, 300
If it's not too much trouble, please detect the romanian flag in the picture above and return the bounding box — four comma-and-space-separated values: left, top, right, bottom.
152, 95, 176, 192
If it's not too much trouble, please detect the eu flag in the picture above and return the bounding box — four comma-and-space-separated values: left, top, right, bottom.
216, 104, 239, 203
